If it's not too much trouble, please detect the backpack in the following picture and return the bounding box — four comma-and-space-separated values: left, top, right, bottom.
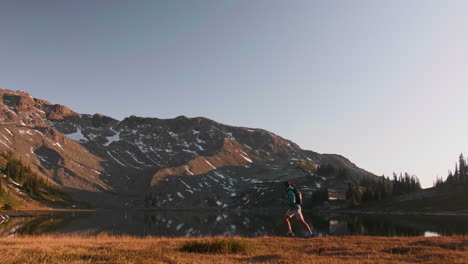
293, 188, 302, 205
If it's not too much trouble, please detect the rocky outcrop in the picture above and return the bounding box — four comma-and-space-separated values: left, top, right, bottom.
45, 104, 78, 120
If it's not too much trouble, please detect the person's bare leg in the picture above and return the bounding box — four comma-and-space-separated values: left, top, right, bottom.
284, 216, 294, 235
299, 219, 313, 235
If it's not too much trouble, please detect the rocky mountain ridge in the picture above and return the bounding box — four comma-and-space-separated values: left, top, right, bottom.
0, 88, 376, 209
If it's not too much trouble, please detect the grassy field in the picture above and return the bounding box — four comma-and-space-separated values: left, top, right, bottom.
0, 235, 466, 264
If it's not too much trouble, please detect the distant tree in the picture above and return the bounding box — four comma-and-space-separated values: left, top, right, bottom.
317, 164, 336, 177
434, 153, 468, 187
1, 203, 12, 210
338, 168, 350, 180
359, 172, 420, 201
446, 171, 454, 184
433, 176, 444, 187
144, 192, 160, 208
383, 176, 393, 198
346, 180, 362, 207
459, 153, 467, 184
453, 163, 460, 183
312, 188, 329, 204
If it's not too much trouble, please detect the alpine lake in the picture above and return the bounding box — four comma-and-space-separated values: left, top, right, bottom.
1, 210, 467, 238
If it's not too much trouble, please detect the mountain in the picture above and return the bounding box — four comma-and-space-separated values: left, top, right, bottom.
0, 88, 376, 209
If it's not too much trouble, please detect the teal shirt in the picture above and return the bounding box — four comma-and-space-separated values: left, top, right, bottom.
286, 187, 300, 210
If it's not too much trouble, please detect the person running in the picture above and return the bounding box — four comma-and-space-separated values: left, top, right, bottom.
284, 181, 313, 237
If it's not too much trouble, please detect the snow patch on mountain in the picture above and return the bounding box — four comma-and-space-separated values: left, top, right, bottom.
1, 134, 11, 144
168, 131, 178, 138
107, 150, 127, 167
4, 128, 13, 136
18, 129, 34, 135
213, 171, 225, 179
185, 166, 194, 176
194, 143, 204, 151
205, 160, 216, 169
182, 149, 197, 155
104, 130, 120, 146
65, 128, 87, 142
240, 154, 252, 163
125, 151, 148, 166
179, 179, 193, 190
0, 139, 10, 148
45, 138, 64, 151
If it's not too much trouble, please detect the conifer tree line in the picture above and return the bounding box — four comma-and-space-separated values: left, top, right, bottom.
364, 173, 421, 200
0, 151, 45, 197
144, 192, 158, 208
312, 164, 352, 204
346, 173, 421, 206
316, 163, 421, 206
311, 187, 329, 204
316, 164, 350, 179
434, 153, 468, 187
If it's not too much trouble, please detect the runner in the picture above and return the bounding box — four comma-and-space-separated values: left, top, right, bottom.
284, 181, 313, 237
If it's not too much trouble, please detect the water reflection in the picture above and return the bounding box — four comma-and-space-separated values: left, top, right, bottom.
1, 210, 467, 237
424, 231, 439, 237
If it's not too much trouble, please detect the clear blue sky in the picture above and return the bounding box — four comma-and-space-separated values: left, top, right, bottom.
1, 1, 467, 187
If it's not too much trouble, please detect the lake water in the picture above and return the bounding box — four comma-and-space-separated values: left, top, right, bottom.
1, 210, 467, 237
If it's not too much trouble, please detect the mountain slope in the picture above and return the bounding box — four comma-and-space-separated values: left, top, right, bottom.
0, 152, 81, 210
0, 88, 376, 209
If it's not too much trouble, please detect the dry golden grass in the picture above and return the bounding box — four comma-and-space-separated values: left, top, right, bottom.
0, 235, 466, 264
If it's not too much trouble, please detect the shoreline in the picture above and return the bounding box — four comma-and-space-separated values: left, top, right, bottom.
2, 208, 468, 217
331, 209, 468, 217
0, 209, 97, 217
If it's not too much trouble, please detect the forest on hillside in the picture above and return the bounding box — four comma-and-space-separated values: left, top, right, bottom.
312, 164, 422, 207
0, 152, 74, 210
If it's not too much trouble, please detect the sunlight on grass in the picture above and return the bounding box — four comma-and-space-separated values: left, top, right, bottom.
0, 235, 466, 264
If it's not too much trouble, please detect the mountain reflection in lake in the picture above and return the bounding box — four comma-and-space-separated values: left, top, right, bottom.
1, 210, 467, 237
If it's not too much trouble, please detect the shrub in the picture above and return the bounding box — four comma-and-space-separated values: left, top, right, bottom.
180, 238, 255, 254
1, 203, 12, 210
293, 160, 317, 174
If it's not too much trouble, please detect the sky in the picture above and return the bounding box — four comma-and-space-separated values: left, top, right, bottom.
1, 0, 467, 187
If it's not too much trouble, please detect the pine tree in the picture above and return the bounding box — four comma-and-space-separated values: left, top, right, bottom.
465, 155, 468, 185
312, 188, 329, 204
446, 171, 454, 184
434, 176, 444, 187
392, 173, 399, 195
346, 180, 362, 207
459, 153, 466, 184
